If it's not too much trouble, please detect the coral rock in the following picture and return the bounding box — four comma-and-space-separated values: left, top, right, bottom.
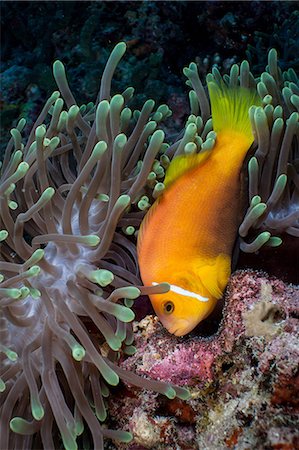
109, 270, 299, 449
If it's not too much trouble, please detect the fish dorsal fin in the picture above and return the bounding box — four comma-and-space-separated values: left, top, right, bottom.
208, 81, 261, 147
193, 254, 231, 299
164, 150, 211, 189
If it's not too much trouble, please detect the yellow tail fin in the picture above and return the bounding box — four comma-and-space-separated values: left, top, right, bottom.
208, 82, 261, 146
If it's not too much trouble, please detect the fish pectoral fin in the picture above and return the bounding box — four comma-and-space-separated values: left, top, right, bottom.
196, 254, 231, 299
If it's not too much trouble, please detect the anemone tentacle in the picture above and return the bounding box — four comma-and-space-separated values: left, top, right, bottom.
0, 42, 186, 450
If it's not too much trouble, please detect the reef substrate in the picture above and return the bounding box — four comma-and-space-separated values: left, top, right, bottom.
110, 270, 299, 450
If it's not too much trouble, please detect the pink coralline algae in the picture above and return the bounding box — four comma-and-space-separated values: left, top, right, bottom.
108, 270, 299, 449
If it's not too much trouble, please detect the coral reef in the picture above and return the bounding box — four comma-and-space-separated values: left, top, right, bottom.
2, 2, 298, 154
110, 271, 299, 449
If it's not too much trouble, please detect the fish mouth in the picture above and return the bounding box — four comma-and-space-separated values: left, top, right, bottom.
164, 319, 192, 337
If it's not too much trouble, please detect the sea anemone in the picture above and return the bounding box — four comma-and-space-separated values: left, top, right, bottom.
180, 48, 299, 252
0, 42, 189, 450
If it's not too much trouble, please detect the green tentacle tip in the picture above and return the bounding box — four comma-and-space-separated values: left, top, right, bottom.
124, 298, 134, 307
32, 401, 45, 421
50, 91, 60, 101
10, 417, 32, 434
152, 111, 163, 122
97, 100, 110, 117
150, 129, 165, 146
48, 136, 60, 151
53, 60, 65, 77
79, 105, 87, 114
11, 150, 22, 164
6, 288, 22, 299
20, 287, 30, 299
155, 166, 164, 179
185, 122, 197, 137
115, 431, 133, 443
113, 304, 135, 322
124, 226, 135, 236
8, 200, 18, 210
153, 182, 165, 198
251, 203, 267, 219
267, 236, 282, 247
72, 344, 86, 361
104, 368, 119, 387
26, 265, 41, 277
111, 94, 125, 109
5, 183, 16, 196
160, 154, 170, 168
92, 269, 114, 287
124, 345, 136, 356
82, 235, 100, 247
291, 94, 299, 110
144, 99, 155, 110
175, 387, 191, 400
250, 195, 261, 207
108, 337, 122, 351
138, 199, 150, 211
6, 348, 18, 361
92, 141, 107, 158
30, 288, 41, 299
93, 193, 109, 202
96, 408, 107, 422
254, 107, 268, 126
144, 121, 157, 136
287, 111, 299, 125
122, 86, 134, 99
32, 248, 45, 260
115, 133, 127, 149
68, 104, 80, 118
35, 125, 46, 139
75, 420, 84, 436
248, 156, 259, 172
253, 231, 271, 249
16, 161, 29, 176
202, 138, 215, 151
164, 386, 176, 399
26, 249, 45, 268
41, 187, 55, 201
17, 117, 26, 130
0, 274, 4, 283
268, 48, 277, 62
113, 41, 127, 56
10, 127, 22, 141
0, 230, 8, 241
263, 95, 272, 105
117, 194, 131, 208
120, 286, 140, 299
274, 174, 287, 194
101, 382, 110, 397
160, 143, 169, 153
184, 142, 197, 154
61, 435, 78, 450
0, 378, 5, 392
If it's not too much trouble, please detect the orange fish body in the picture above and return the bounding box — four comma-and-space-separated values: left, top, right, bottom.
138, 83, 260, 336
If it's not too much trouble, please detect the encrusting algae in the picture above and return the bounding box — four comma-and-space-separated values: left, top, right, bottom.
0, 41, 298, 449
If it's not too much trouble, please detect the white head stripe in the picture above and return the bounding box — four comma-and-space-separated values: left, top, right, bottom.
152, 282, 209, 303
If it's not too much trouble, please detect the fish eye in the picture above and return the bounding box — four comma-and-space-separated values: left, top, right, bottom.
163, 301, 175, 314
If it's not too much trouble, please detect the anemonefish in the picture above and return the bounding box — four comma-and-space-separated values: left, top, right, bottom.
137, 82, 261, 336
